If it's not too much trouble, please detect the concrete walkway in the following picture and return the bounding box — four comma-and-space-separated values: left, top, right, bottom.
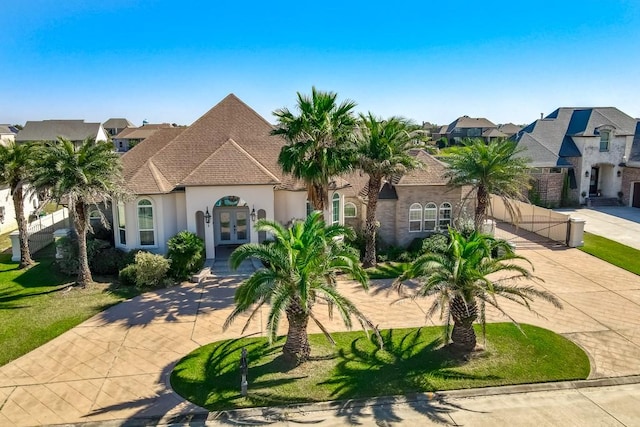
556, 206, 640, 250
0, 227, 639, 426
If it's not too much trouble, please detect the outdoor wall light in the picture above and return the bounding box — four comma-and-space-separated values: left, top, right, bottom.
0, 207, 4, 224
617, 170, 622, 177
204, 207, 211, 226
250, 207, 257, 222
585, 171, 589, 177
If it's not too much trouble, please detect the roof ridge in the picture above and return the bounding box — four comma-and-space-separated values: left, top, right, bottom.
148, 159, 173, 192
227, 138, 281, 182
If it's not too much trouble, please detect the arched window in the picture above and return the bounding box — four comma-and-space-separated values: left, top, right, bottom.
137, 199, 155, 246
344, 202, 357, 218
332, 193, 340, 225
117, 202, 126, 245
424, 202, 437, 231
439, 202, 452, 230
409, 203, 422, 232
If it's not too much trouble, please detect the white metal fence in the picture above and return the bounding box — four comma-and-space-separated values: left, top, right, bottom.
10, 208, 70, 261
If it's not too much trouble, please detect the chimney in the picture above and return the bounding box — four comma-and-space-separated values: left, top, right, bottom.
540, 113, 543, 119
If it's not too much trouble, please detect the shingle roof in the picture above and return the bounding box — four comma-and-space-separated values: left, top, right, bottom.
103, 118, 134, 129
482, 128, 507, 138
122, 94, 286, 194
16, 120, 104, 142
0, 125, 18, 135
447, 116, 496, 132
515, 107, 638, 167
629, 121, 640, 163
395, 151, 448, 185
114, 124, 173, 140
497, 123, 522, 136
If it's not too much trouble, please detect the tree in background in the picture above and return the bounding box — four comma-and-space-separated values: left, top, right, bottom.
273, 87, 357, 210
32, 138, 126, 287
441, 139, 531, 230
355, 113, 426, 267
0, 141, 37, 268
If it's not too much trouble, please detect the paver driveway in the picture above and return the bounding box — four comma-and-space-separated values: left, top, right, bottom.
0, 225, 639, 426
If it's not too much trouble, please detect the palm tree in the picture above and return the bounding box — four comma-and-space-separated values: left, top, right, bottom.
355, 113, 426, 268
224, 211, 382, 365
32, 137, 125, 287
441, 138, 531, 230
394, 228, 561, 355
273, 87, 357, 210
0, 141, 36, 268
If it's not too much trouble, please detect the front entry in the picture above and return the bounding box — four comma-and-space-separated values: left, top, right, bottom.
589, 167, 599, 196
633, 182, 640, 208
215, 208, 249, 245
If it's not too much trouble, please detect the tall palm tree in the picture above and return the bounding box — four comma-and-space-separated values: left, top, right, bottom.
32, 137, 125, 287
224, 211, 382, 365
355, 113, 426, 268
442, 138, 531, 230
0, 141, 36, 268
394, 228, 561, 355
273, 87, 357, 210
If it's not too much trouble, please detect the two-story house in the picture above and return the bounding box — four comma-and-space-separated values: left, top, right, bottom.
515, 107, 637, 206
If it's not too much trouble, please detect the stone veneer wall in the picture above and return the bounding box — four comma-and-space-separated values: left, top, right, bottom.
621, 166, 640, 206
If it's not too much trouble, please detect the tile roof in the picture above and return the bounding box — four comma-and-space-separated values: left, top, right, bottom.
16, 120, 104, 142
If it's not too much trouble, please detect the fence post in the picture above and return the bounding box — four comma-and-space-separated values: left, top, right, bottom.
567, 217, 585, 247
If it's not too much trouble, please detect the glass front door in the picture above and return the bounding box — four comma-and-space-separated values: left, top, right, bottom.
215, 209, 249, 244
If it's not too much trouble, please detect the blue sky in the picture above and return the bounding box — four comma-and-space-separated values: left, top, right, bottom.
2, 0, 639, 127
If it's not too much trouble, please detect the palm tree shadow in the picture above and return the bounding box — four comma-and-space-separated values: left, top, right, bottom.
323, 328, 499, 425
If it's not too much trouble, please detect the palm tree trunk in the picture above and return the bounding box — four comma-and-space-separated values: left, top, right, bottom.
449, 295, 478, 353
474, 185, 489, 231
308, 183, 327, 211
362, 175, 382, 268
12, 183, 35, 269
282, 300, 311, 365
73, 202, 92, 288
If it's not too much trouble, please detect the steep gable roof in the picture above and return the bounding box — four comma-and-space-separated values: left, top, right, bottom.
447, 116, 497, 132
121, 94, 286, 194
16, 120, 104, 142
629, 121, 640, 163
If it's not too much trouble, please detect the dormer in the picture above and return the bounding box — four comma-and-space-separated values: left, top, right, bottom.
595, 125, 615, 152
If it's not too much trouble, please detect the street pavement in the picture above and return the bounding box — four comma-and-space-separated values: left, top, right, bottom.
0, 223, 639, 426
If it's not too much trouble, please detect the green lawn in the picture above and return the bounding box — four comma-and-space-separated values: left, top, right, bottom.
0, 248, 138, 366
579, 232, 640, 276
171, 323, 590, 411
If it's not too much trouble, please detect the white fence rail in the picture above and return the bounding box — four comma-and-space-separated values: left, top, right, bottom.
10, 208, 70, 261
490, 197, 570, 244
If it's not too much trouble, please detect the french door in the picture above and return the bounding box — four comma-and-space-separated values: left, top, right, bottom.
215, 208, 249, 244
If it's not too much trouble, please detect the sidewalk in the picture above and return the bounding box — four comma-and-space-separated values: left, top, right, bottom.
0, 226, 639, 426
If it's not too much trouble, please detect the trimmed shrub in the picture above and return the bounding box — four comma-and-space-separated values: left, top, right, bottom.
132, 251, 171, 288
118, 264, 137, 287
91, 247, 129, 275
421, 233, 449, 255
55, 236, 79, 276
167, 231, 205, 280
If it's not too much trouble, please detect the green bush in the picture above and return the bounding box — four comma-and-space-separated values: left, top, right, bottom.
118, 264, 138, 287
91, 247, 129, 275
55, 236, 79, 276
133, 251, 171, 289
167, 231, 205, 280
421, 233, 449, 255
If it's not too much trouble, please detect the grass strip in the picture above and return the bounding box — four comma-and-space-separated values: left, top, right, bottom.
579, 232, 640, 276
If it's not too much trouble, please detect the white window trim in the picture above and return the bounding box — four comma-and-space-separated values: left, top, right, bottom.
438, 202, 452, 231
424, 202, 437, 231
344, 202, 357, 218
332, 193, 341, 225
116, 202, 126, 246
409, 203, 422, 232
137, 198, 158, 247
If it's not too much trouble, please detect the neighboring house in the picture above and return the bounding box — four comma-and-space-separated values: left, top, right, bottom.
16, 120, 108, 147
444, 116, 498, 144
113, 123, 175, 152
515, 107, 637, 206
0, 124, 18, 145
116, 94, 465, 259
103, 118, 134, 137
621, 122, 640, 208
497, 123, 523, 138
